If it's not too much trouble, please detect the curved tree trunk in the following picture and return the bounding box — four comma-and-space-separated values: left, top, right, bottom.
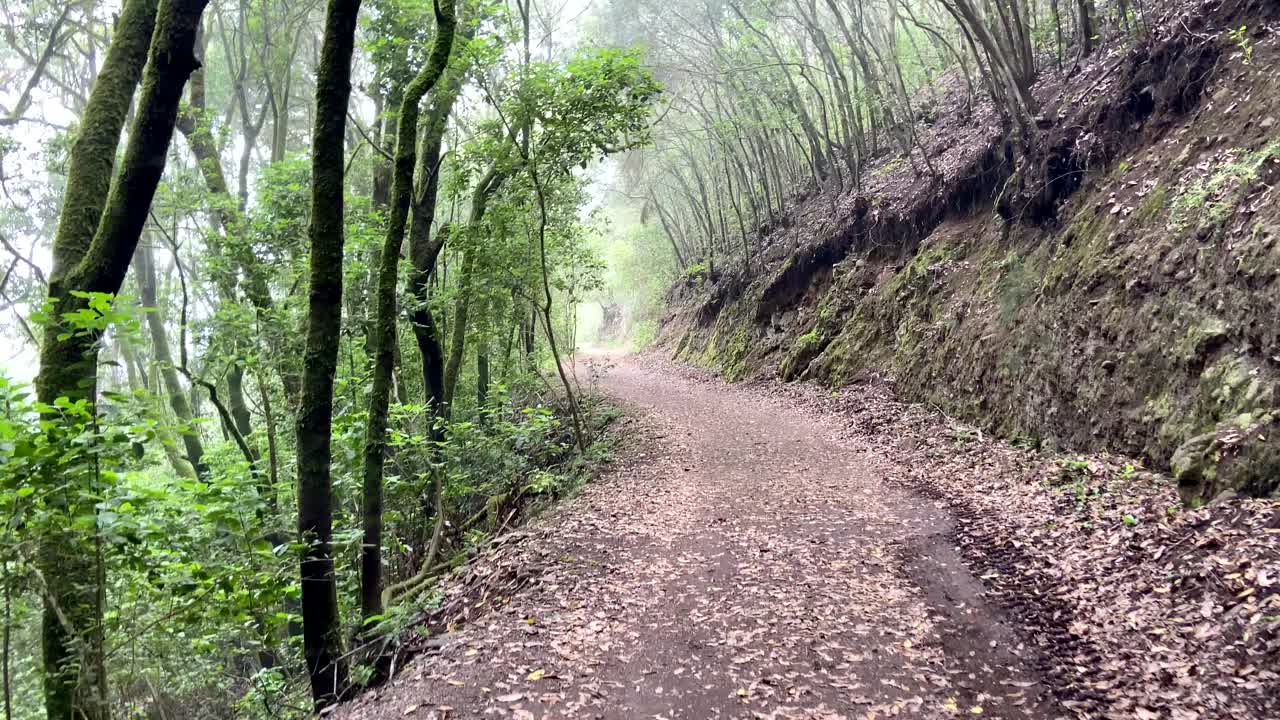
360, 0, 457, 626
405, 20, 478, 422
35, 0, 207, 716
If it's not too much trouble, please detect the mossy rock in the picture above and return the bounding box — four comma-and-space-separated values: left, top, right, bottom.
1171, 412, 1279, 506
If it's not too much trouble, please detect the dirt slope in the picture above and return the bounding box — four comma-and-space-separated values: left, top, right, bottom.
337, 354, 1053, 720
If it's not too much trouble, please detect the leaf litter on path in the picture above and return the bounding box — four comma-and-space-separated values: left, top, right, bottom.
337, 353, 1276, 720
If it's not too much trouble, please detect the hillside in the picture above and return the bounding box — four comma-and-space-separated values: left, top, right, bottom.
659, 0, 1280, 506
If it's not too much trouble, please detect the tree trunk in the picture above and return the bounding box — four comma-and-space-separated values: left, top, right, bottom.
135, 242, 208, 478
35, 0, 206, 716
121, 335, 195, 478
1076, 0, 1095, 56
406, 15, 477, 421
176, 48, 300, 408
476, 342, 490, 409
360, 0, 457, 626
442, 247, 476, 409
439, 166, 506, 411
296, 0, 361, 708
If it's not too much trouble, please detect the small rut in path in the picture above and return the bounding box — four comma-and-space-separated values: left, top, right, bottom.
339, 355, 1054, 720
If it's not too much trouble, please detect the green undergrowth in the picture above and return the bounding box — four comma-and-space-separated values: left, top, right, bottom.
355, 390, 623, 668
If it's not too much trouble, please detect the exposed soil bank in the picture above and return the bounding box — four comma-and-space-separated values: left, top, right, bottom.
660, 0, 1280, 503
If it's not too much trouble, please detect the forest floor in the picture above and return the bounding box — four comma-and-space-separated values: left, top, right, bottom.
337, 353, 1278, 720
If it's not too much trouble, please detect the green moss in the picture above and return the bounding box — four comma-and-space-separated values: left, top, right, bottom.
996, 251, 1035, 322
780, 325, 831, 380
820, 340, 854, 384
886, 242, 954, 298
1042, 207, 1115, 294
688, 311, 753, 382
1203, 356, 1250, 405
1134, 183, 1168, 225
1178, 315, 1228, 362
1144, 392, 1173, 421
816, 301, 834, 323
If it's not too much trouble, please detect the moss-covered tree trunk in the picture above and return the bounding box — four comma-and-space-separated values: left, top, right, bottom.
380, 34, 480, 607
405, 19, 478, 432
296, 0, 361, 708
360, 0, 457, 625
441, 246, 477, 409
34, 0, 207, 716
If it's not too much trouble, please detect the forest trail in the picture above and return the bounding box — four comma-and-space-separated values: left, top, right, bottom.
341, 353, 1052, 720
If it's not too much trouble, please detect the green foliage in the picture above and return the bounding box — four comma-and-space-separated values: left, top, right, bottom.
526, 47, 662, 170
795, 328, 820, 351
252, 157, 313, 260
629, 319, 659, 348
681, 261, 709, 282
1228, 25, 1253, 65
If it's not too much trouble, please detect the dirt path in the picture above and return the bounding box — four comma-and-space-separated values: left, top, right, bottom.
340, 354, 1053, 720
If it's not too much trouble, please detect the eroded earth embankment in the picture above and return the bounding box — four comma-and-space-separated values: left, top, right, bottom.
661, 0, 1280, 505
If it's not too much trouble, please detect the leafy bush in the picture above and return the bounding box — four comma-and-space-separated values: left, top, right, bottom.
629, 319, 659, 348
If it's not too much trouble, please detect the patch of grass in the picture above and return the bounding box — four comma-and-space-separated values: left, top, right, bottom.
996, 251, 1036, 322
1168, 141, 1279, 233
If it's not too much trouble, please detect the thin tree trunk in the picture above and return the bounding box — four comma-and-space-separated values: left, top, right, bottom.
177, 53, 299, 408
476, 342, 490, 409
440, 167, 506, 409
3, 559, 12, 720
360, 0, 457, 626
296, 0, 361, 708
255, 367, 281, 515
135, 242, 208, 478
442, 247, 476, 409
121, 336, 195, 477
